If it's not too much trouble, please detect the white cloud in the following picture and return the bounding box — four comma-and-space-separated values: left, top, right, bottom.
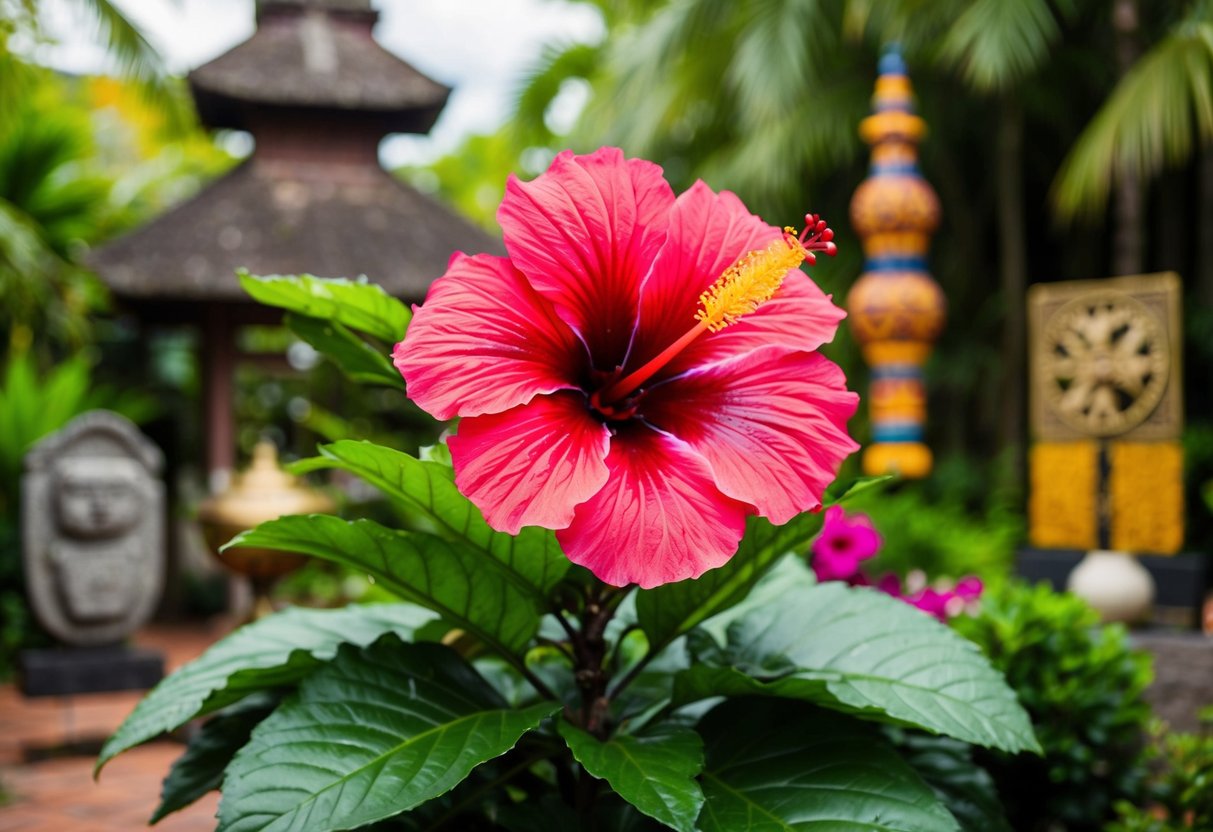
33, 0, 603, 165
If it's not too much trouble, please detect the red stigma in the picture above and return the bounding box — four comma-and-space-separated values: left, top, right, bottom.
798, 214, 838, 258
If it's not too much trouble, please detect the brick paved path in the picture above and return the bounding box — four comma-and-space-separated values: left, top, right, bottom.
0, 624, 227, 831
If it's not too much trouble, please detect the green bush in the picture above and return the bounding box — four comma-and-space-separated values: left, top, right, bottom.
952, 581, 1154, 831
850, 483, 1022, 582
1106, 718, 1213, 832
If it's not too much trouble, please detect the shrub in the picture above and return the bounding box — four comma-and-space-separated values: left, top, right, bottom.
1106, 716, 1213, 832
953, 581, 1154, 831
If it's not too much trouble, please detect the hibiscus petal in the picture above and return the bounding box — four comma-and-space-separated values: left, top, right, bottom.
676, 271, 846, 373
498, 147, 675, 369
625, 180, 847, 378
448, 391, 610, 534
557, 426, 749, 588
394, 253, 585, 421
643, 348, 859, 525
626, 181, 777, 372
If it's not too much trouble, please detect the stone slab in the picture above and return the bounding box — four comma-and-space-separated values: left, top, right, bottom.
1131, 631, 1213, 733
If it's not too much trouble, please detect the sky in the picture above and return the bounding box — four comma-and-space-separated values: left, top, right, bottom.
35, 0, 604, 166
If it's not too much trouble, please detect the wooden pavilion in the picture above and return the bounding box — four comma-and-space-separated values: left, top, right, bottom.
90, 0, 497, 487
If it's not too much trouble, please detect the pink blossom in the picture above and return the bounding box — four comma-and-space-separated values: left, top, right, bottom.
875, 573, 902, 597
811, 505, 882, 584
395, 148, 858, 588
907, 588, 953, 621
954, 576, 984, 602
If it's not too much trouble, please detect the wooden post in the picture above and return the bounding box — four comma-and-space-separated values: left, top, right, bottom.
203, 304, 236, 494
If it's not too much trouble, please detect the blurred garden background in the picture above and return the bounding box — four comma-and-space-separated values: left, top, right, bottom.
2, 0, 1212, 829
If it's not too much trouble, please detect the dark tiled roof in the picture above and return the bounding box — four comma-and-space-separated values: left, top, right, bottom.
189, 5, 450, 133
88, 161, 502, 303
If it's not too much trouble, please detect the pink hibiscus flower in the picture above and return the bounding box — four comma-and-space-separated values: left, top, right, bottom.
395, 147, 858, 588
811, 505, 883, 583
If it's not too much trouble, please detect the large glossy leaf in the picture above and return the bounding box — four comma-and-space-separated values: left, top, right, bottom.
284, 312, 403, 388
217, 636, 559, 832
237, 271, 411, 344
635, 511, 823, 655
697, 699, 959, 832
289, 440, 569, 594
97, 603, 435, 773
892, 732, 1012, 832
559, 720, 704, 832
675, 572, 1039, 754
225, 515, 542, 655
152, 694, 279, 824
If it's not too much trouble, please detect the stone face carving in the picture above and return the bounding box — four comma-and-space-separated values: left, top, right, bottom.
23, 411, 165, 646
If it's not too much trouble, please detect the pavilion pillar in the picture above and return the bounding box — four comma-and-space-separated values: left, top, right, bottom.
203, 304, 236, 493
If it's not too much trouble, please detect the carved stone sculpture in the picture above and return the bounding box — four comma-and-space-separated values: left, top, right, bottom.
23, 411, 165, 646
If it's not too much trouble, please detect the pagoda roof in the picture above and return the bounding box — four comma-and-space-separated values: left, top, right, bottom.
88, 161, 501, 305
188, 0, 450, 133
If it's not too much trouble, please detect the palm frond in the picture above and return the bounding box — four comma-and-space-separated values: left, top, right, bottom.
84, 0, 166, 87
939, 0, 1064, 92
1052, 13, 1213, 220
512, 41, 603, 146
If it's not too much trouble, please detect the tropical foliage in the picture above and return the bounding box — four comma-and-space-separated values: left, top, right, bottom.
100, 274, 1039, 831
953, 581, 1155, 831
408, 0, 1213, 538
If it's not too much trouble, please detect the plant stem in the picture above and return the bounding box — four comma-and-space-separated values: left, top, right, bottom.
606, 646, 657, 700
566, 584, 622, 738
511, 656, 559, 701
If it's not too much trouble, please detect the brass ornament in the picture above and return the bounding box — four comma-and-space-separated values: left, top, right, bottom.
1029, 273, 1182, 442
1040, 291, 1169, 437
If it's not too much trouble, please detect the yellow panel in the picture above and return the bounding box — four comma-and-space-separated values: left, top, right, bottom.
1110, 441, 1184, 554
1029, 442, 1098, 549
862, 442, 932, 479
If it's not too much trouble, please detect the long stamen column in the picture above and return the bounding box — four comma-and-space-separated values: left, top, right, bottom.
596, 217, 836, 407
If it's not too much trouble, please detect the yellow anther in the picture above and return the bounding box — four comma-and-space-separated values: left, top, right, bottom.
695, 232, 805, 332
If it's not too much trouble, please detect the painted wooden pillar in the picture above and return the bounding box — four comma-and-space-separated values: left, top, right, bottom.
203, 304, 236, 494
847, 46, 946, 479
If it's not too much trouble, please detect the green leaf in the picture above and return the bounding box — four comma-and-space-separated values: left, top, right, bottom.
217, 635, 559, 832
825, 473, 896, 504
558, 720, 704, 832
237, 271, 411, 344
289, 440, 569, 594
892, 732, 1012, 832
225, 514, 543, 655
1052, 13, 1213, 220
697, 698, 960, 831
151, 694, 279, 824
676, 573, 1039, 754
284, 312, 403, 388
635, 511, 823, 655
97, 603, 435, 773
939, 0, 1064, 93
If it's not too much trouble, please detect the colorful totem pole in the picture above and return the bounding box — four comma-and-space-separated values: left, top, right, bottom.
847, 47, 946, 479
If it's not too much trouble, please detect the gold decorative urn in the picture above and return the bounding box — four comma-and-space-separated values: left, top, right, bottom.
197, 441, 334, 618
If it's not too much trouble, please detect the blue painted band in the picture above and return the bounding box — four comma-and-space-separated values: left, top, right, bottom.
872, 423, 924, 442
870, 163, 922, 175
872, 365, 923, 380
864, 256, 929, 272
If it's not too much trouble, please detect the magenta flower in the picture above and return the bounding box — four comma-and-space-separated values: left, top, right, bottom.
954, 576, 984, 602
811, 505, 882, 583
395, 148, 858, 588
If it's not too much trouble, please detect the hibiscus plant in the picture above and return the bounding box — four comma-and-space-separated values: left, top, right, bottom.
98, 149, 1037, 831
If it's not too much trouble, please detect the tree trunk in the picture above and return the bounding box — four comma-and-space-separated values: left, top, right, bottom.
1199, 147, 1213, 307
1112, 0, 1144, 275
996, 97, 1026, 490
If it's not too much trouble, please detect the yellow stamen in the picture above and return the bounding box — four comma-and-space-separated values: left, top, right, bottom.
695, 229, 806, 332
595, 230, 806, 405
